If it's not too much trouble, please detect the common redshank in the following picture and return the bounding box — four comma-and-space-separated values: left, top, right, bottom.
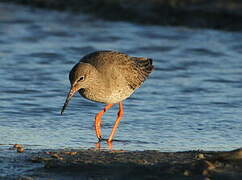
61, 51, 153, 142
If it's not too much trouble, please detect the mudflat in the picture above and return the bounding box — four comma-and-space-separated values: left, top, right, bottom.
1, 145, 242, 180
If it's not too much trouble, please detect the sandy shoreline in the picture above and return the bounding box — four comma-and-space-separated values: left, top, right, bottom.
1, 145, 242, 180
1, 0, 242, 31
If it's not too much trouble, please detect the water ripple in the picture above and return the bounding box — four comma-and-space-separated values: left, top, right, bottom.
0, 2, 241, 152
184, 48, 226, 57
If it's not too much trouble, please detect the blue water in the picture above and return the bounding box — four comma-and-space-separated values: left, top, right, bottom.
0, 2, 242, 151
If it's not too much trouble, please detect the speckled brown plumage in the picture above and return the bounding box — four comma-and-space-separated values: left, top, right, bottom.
79, 50, 153, 94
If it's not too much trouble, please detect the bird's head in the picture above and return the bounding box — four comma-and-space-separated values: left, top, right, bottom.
61, 62, 96, 115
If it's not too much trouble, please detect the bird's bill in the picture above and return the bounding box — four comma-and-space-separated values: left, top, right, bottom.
61, 86, 78, 115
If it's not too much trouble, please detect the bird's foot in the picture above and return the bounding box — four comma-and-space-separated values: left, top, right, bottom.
98, 137, 103, 142
106, 139, 112, 143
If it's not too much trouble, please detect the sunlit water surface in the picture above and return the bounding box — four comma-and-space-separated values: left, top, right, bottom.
0, 3, 242, 151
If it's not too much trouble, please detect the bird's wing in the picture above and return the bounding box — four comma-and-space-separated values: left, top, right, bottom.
119, 56, 153, 90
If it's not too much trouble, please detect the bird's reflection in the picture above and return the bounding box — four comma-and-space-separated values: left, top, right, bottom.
95, 140, 113, 150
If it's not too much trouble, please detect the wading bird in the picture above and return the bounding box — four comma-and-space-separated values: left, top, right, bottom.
61, 51, 153, 142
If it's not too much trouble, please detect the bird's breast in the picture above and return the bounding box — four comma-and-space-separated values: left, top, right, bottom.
79, 86, 134, 104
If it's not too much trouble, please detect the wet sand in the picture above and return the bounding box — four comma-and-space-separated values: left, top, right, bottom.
1, 145, 242, 180
2, 0, 242, 31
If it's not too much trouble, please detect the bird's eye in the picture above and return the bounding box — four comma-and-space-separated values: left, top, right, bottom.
78, 76, 85, 82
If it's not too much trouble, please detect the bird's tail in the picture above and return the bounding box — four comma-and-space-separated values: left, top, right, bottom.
133, 57, 154, 77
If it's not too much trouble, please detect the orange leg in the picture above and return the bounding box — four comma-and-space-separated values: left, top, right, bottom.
95, 104, 113, 141
107, 102, 124, 142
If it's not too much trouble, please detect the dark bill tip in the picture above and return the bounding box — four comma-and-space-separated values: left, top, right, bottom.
60, 88, 76, 115
61, 100, 69, 115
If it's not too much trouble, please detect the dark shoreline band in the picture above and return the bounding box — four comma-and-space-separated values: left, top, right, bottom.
1, 0, 242, 31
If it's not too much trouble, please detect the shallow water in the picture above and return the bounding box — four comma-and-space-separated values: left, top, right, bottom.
0, 3, 242, 152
